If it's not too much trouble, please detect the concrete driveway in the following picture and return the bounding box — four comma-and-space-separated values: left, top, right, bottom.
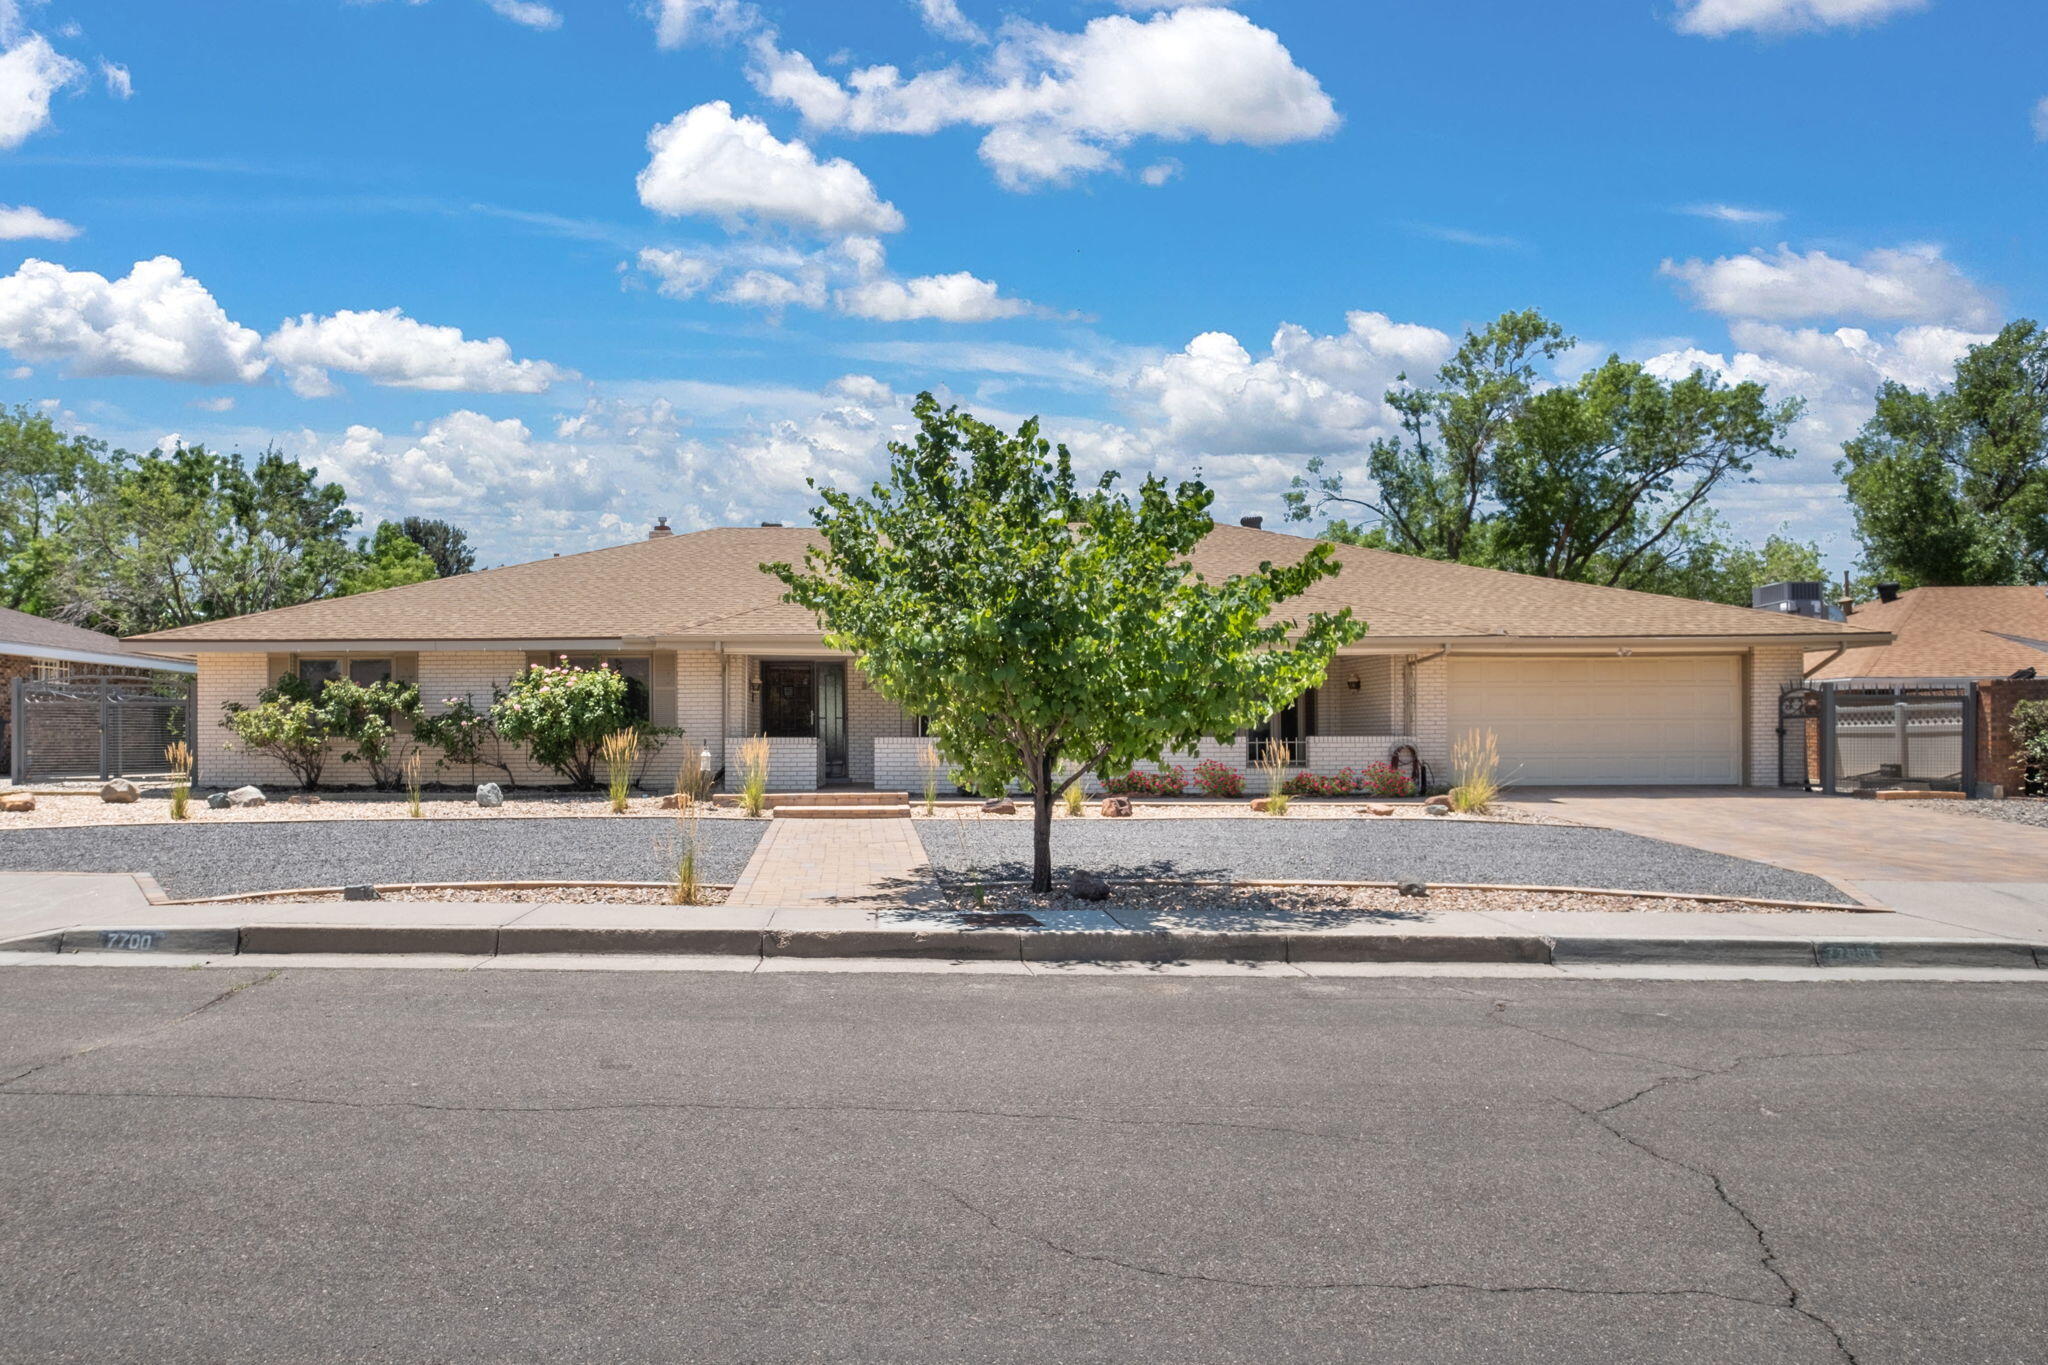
1507, 787, 2048, 936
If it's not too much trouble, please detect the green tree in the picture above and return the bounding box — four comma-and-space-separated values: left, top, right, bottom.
59, 444, 358, 634
1489, 357, 1800, 588
1286, 308, 1569, 561
340, 521, 439, 596
397, 516, 475, 578
0, 405, 107, 613
1839, 319, 2048, 586
772, 393, 1364, 893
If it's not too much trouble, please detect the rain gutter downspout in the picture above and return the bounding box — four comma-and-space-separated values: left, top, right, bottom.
1803, 644, 1845, 680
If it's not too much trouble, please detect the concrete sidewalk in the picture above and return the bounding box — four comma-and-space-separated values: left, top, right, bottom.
1, 874, 2043, 970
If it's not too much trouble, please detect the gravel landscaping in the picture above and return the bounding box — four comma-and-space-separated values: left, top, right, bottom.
945, 883, 1855, 918
0, 818, 766, 899
917, 817, 1854, 905
1942, 797, 2048, 830
0, 790, 756, 830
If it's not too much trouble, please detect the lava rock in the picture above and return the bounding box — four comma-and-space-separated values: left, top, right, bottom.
341, 884, 380, 901
1069, 870, 1111, 901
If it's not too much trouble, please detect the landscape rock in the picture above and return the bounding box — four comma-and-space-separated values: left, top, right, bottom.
226, 785, 266, 808
1099, 795, 1133, 818
1397, 880, 1429, 898
1069, 870, 1111, 901
476, 782, 504, 808
1424, 803, 1450, 816
99, 779, 140, 804
0, 793, 35, 812
206, 791, 230, 810
341, 884, 380, 901
1250, 798, 1270, 812
656, 792, 684, 809
980, 798, 1017, 815
1364, 804, 1393, 817
1423, 793, 1453, 810
286, 794, 321, 805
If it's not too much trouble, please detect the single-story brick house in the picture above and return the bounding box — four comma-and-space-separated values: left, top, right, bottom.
2, 605, 197, 776
127, 520, 1889, 792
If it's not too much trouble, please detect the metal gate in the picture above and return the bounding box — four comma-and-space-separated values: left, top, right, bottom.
1780, 680, 1977, 795
7, 677, 196, 782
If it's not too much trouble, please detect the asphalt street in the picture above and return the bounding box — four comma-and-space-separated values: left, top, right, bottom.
2, 968, 2043, 1363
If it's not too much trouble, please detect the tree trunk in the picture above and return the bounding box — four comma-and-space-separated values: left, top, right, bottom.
1031, 751, 1054, 894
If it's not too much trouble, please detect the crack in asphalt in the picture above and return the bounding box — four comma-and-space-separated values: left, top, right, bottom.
936, 1188, 1791, 1310
0, 970, 280, 1088
0, 1085, 1343, 1141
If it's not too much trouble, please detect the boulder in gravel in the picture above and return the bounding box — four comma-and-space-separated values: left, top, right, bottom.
980, 798, 1016, 815
476, 782, 504, 808
99, 779, 140, 804
1250, 798, 1270, 813
206, 791, 230, 810
1069, 870, 1111, 901
342, 884, 379, 901
1423, 793, 1452, 810
1397, 880, 1429, 898
656, 792, 684, 809
1363, 804, 1393, 817
1099, 795, 1133, 818
286, 794, 321, 805
1424, 803, 1449, 816
0, 792, 35, 812
226, 785, 267, 808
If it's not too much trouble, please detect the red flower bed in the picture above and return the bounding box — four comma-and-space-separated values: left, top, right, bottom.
1100, 765, 1189, 797
1278, 762, 1415, 798
1192, 758, 1244, 798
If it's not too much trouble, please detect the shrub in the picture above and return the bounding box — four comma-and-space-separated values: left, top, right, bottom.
313, 677, 424, 790
600, 730, 638, 813
1254, 743, 1291, 814
1100, 764, 1188, 797
413, 695, 516, 787
404, 750, 423, 818
490, 660, 637, 788
1277, 763, 1417, 799
1358, 761, 1416, 799
920, 743, 941, 814
1449, 728, 1502, 814
220, 681, 328, 789
1193, 757, 1244, 798
2014, 700, 2048, 795
738, 734, 771, 817
165, 741, 192, 820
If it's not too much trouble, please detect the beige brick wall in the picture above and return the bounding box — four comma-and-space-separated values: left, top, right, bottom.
1746, 645, 1806, 788
846, 664, 915, 785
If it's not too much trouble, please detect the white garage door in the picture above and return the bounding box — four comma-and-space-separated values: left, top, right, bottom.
1446, 655, 1742, 786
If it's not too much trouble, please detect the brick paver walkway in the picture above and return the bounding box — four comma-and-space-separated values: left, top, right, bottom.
726, 818, 942, 909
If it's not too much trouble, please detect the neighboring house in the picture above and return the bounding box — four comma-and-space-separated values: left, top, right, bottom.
1, 605, 198, 776
127, 520, 1888, 791
1806, 585, 2048, 684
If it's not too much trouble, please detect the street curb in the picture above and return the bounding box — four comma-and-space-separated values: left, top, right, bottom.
6, 923, 2043, 970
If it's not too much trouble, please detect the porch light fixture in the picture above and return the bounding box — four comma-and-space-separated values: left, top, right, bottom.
1345, 673, 1361, 691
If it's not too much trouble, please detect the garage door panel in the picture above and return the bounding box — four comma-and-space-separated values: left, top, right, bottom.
1447, 656, 1742, 786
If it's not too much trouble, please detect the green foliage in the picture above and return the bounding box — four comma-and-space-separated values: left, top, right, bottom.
490, 660, 639, 788
220, 681, 329, 790
0, 405, 104, 614
60, 443, 357, 635
1839, 320, 2048, 586
339, 521, 440, 597
312, 676, 424, 789
2012, 700, 2048, 767
412, 694, 515, 786
772, 393, 1362, 891
396, 517, 476, 578
1286, 309, 1802, 601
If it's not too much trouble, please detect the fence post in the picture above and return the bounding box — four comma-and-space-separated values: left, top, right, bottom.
8, 677, 23, 780
1819, 685, 1837, 795
185, 684, 198, 787
1962, 682, 1979, 798
98, 686, 111, 781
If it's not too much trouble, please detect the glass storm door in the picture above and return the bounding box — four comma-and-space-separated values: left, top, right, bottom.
815, 662, 848, 780
760, 663, 814, 737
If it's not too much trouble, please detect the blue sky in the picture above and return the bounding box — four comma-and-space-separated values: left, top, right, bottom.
2, 0, 2043, 569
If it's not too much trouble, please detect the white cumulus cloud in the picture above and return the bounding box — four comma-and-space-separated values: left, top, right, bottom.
838, 271, 1028, 322
1680, 202, 1783, 224
637, 101, 905, 236
632, 234, 1033, 323
0, 31, 83, 148
0, 256, 268, 383
482, 0, 562, 29
0, 203, 79, 239
1660, 244, 1997, 328
98, 59, 131, 98
750, 6, 1338, 189
643, 0, 761, 48
1671, 0, 1926, 36
264, 307, 575, 397
915, 0, 986, 43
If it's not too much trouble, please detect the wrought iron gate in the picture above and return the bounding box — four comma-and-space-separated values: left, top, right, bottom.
7, 677, 196, 782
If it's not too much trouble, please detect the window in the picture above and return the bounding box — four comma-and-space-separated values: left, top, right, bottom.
29, 658, 71, 682
554, 654, 651, 721
296, 656, 392, 694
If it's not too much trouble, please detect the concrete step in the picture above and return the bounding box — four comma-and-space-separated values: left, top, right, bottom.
772, 803, 914, 820
764, 791, 908, 808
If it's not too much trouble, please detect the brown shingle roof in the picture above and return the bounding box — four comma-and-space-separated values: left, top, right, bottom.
1806, 586, 2048, 680
127, 522, 1887, 649
0, 604, 189, 667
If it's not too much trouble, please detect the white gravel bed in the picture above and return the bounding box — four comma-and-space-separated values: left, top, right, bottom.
0, 791, 758, 830
944, 882, 1852, 916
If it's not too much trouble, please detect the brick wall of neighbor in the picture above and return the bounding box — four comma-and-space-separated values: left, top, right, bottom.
1977, 677, 2048, 796
1746, 646, 1806, 788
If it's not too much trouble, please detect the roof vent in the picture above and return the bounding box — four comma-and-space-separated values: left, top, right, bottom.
1875, 582, 1902, 604
646, 516, 674, 540
1239, 515, 1263, 530
760, 520, 783, 528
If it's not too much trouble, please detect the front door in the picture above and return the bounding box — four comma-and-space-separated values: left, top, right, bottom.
815, 662, 848, 781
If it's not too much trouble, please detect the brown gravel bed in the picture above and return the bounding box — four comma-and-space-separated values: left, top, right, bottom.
256, 884, 729, 905
0, 792, 755, 830
941, 881, 1852, 916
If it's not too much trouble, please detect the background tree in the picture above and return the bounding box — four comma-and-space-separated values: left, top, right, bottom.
774, 394, 1364, 893
0, 405, 106, 614
397, 516, 475, 578
339, 521, 440, 596
58, 443, 357, 634
1839, 319, 2048, 586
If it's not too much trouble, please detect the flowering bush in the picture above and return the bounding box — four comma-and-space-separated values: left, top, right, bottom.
1279, 763, 1415, 798
1100, 764, 1189, 797
491, 660, 638, 788
1192, 757, 1244, 798
413, 695, 516, 786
